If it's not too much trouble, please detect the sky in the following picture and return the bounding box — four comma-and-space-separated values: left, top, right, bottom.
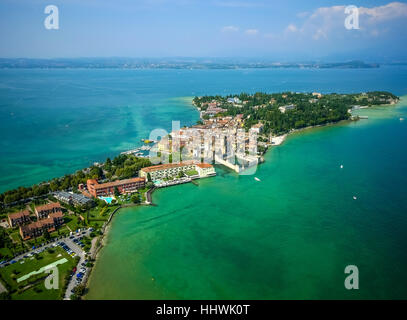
0, 0, 407, 61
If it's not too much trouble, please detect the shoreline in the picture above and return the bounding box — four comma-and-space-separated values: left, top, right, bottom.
82, 119, 355, 298
83, 100, 405, 298
83, 192, 156, 299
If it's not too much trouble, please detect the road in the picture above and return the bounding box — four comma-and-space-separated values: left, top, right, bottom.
63, 230, 95, 300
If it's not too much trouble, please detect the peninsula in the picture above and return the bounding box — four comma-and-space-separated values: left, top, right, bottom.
0, 90, 399, 300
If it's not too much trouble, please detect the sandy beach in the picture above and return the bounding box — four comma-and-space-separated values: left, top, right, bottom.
271, 134, 287, 146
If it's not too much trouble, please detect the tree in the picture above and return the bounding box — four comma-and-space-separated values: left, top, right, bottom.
0, 292, 11, 300
70, 294, 80, 300
114, 186, 120, 197
147, 173, 152, 182
131, 194, 140, 204
74, 284, 86, 296
43, 229, 51, 241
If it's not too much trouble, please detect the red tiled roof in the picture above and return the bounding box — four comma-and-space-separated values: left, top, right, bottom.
8, 210, 30, 220
49, 211, 64, 219
21, 217, 54, 232
88, 177, 145, 189
35, 202, 61, 212
196, 163, 213, 169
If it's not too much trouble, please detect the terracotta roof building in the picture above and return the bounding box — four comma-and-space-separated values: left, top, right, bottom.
19, 211, 65, 240
8, 210, 31, 227
87, 177, 146, 198
35, 202, 62, 219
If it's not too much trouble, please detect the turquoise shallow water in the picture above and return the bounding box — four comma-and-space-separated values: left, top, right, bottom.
87, 99, 407, 299
1, 67, 407, 299
1, 66, 407, 192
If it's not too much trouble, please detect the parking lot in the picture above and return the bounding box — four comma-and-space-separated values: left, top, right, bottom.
0, 227, 94, 300
63, 228, 95, 299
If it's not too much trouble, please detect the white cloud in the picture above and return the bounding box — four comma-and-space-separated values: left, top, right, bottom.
221, 25, 239, 32
245, 29, 259, 35
289, 2, 407, 41
359, 1, 407, 22
285, 24, 298, 33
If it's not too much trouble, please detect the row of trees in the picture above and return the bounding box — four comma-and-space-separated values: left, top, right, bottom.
0, 154, 152, 206
194, 91, 398, 135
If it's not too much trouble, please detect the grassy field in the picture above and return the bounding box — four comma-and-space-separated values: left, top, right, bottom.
0, 246, 77, 300
65, 214, 86, 232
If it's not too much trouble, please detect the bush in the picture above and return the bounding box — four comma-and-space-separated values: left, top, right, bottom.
74, 284, 86, 296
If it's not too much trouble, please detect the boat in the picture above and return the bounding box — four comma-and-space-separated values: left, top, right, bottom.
353, 196, 357, 200
400, 118, 405, 121
340, 165, 344, 169
254, 177, 261, 181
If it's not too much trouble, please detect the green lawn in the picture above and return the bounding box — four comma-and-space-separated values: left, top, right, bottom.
0, 246, 77, 300
0, 230, 28, 260
64, 214, 86, 232
88, 205, 117, 221
9, 231, 21, 243
185, 169, 199, 176
50, 225, 70, 238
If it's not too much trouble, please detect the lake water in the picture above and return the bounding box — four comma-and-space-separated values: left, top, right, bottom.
1, 66, 407, 299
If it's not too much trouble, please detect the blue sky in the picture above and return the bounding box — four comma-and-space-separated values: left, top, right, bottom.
0, 0, 406, 61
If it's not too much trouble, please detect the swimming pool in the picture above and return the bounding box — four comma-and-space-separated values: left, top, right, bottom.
99, 196, 114, 204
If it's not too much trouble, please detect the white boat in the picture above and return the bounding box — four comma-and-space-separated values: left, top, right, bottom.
254, 177, 261, 181
340, 165, 344, 169
353, 196, 357, 200
400, 118, 405, 121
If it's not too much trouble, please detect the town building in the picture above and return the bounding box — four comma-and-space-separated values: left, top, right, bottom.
195, 163, 216, 177
19, 211, 64, 240
86, 177, 146, 198
139, 161, 198, 181
53, 191, 94, 207
227, 97, 241, 104
278, 104, 296, 113
250, 122, 264, 134
35, 202, 62, 220
8, 210, 31, 227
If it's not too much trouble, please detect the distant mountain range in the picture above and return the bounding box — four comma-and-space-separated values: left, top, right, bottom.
0, 58, 383, 69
